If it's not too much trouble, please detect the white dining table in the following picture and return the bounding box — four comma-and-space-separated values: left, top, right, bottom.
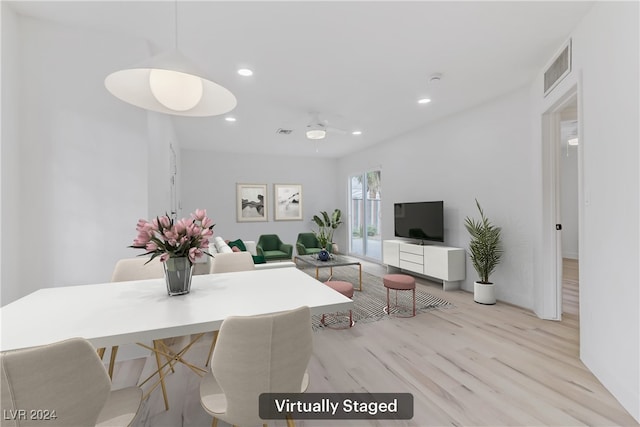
0, 267, 353, 352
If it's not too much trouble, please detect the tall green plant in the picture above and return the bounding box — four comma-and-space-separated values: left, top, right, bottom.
464, 200, 503, 284
312, 209, 343, 248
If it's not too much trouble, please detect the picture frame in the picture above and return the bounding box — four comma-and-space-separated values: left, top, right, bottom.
236, 183, 268, 222
274, 184, 303, 221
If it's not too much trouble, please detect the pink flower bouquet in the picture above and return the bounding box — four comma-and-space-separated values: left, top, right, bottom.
131, 209, 215, 264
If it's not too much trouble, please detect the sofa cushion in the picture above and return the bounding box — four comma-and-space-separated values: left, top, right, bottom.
228, 239, 247, 252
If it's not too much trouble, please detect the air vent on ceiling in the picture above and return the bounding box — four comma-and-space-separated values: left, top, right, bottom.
544, 39, 572, 97
276, 128, 293, 135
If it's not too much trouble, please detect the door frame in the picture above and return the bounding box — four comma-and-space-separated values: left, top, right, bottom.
540, 81, 582, 321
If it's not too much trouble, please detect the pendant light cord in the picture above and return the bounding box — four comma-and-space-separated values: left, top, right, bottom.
174, 0, 178, 50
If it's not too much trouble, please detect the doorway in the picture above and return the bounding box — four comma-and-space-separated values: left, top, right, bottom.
541, 86, 581, 321
349, 170, 382, 261
558, 101, 580, 317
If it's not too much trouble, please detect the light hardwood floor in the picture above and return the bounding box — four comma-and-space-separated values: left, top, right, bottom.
116, 260, 637, 427
562, 258, 580, 317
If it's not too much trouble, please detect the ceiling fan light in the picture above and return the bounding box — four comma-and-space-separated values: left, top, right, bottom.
306, 129, 326, 140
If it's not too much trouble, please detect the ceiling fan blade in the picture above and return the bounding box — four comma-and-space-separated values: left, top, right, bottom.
326, 126, 347, 135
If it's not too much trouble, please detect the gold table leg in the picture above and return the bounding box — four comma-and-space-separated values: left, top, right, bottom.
137, 333, 209, 411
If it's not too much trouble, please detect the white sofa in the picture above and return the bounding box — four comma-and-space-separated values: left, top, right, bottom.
193, 236, 295, 274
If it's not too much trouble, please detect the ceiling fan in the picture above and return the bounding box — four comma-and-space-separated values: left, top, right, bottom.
304, 113, 348, 140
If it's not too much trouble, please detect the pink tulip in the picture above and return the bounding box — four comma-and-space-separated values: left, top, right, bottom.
189, 247, 202, 262
192, 209, 206, 221
159, 216, 171, 229
200, 239, 210, 249
160, 253, 170, 262
201, 217, 214, 229
188, 223, 201, 237
164, 229, 178, 240
134, 232, 151, 245
175, 218, 189, 234
146, 242, 158, 251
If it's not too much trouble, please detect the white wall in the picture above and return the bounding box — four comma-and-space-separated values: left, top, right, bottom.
338, 86, 537, 309
1, 4, 21, 304
180, 149, 339, 248
547, 2, 638, 420
0, 14, 175, 304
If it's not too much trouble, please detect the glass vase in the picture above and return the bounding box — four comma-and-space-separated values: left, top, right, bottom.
163, 257, 193, 296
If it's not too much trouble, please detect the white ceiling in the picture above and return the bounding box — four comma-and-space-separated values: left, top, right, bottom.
8, 1, 594, 158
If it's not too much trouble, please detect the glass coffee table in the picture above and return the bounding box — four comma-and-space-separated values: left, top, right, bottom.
294, 254, 362, 291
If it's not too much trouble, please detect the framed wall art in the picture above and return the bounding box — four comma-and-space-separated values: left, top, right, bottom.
236, 183, 268, 222
274, 184, 302, 221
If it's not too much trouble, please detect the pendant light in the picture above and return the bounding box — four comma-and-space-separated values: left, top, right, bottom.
105, 1, 236, 117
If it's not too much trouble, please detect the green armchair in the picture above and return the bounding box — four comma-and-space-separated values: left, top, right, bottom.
256, 234, 293, 262
296, 233, 332, 256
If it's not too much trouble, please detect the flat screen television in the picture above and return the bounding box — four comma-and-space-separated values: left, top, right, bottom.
394, 201, 444, 243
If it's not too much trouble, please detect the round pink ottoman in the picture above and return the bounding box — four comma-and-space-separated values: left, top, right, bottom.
322, 281, 354, 328
383, 274, 416, 317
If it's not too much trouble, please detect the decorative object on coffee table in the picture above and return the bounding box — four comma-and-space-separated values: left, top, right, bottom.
465, 199, 503, 305
317, 248, 330, 261
129, 209, 215, 296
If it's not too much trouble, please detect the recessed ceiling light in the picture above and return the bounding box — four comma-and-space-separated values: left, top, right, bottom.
237, 68, 253, 77
225, 116, 236, 122
568, 138, 579, 146
352, 130, 362, 135
418, 98, 431, 104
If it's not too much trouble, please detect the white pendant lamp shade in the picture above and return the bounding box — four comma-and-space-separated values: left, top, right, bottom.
105, 49, 237, 117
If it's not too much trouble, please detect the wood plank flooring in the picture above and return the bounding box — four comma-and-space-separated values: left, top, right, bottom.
563, 258, 580, 317
114, 260, 637, 427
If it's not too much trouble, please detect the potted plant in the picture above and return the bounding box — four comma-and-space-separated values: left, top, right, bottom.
312, 209, 343, 260
464, 200, 503, 305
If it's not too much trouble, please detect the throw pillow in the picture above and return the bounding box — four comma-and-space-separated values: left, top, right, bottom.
228, 239, 247, 252
231, 246, 241, 252
252, 255, 267, 264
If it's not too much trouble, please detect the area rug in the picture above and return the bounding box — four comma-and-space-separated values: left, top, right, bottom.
298, 265, 454, 330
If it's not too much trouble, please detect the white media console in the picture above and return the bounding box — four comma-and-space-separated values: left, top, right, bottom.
382, 240, 466, 290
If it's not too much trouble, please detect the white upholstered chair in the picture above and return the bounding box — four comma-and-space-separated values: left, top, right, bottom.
204, 251, 257, 366
200, 306, 312, 427
209, 251, 255, 274
110, 256, 165, 282
100, 257, 165, 378
0, 337, 142, 427
108, 257, 175, 411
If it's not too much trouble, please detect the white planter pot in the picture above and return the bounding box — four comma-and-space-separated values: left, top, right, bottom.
474, 281, 496, 305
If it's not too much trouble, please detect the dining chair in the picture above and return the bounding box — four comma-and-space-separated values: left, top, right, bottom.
204, 251, 256, 366
200, 306, 312, 427
102, 257, 165, 378
0, 337, 142, 427
107, 257, 174, 411
209, 251, 255, 274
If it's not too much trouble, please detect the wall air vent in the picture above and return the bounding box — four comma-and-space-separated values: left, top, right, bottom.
276, 128, 293, 135
544, 39, 572, 97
